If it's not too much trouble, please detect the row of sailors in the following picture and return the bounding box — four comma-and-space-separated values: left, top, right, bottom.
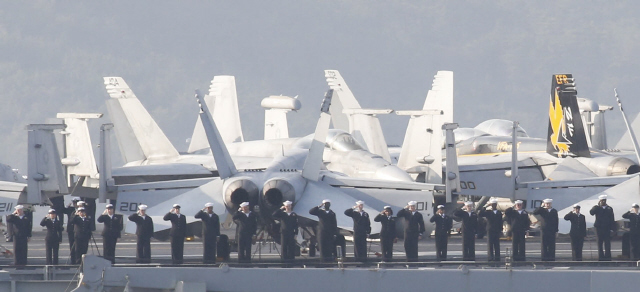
5, 194, 638, 265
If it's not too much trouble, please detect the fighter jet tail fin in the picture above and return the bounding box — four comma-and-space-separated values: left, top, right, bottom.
325, 70, 392, 162
546, 74, 591, 158
56, 113, 102, 184
196, 90, 238, 179
188, 76, 244, 153
104, 77, 180, 164
302, 90, 333, 181
396, 71, 453, 183
25, 124, 69, 204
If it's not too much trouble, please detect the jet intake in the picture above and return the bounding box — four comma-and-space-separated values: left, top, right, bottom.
223, 177, 259, 212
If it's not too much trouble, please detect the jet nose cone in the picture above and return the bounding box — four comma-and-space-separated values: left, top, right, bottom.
375, 165, 413, 182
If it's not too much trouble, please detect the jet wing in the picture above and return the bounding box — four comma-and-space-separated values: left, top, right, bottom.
321, 174, 439, 191
0, 181, 26, 193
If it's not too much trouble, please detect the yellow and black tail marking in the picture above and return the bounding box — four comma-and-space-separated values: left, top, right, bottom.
546, 74, 590, 158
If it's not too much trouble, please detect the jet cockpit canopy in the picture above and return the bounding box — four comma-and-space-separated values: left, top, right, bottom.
474, 119, 529, 138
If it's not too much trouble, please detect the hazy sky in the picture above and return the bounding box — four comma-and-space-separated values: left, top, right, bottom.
2, 1, 640, 172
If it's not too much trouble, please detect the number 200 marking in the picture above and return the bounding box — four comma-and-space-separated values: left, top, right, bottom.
120, 202, 141, 212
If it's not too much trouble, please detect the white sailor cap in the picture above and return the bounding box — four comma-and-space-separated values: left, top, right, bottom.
77, 207, 86, 211
598, 195, 608, 200
355, 200, 364, 205
464, 201, 473, 206
437, 205, 445, 209
204, 202, 214, 208
77, 201, 86, 205
383, 206, 392, 210
138, 204, 148, 210
572, 204, 580, 208
172, 204, 181, 209
489, 198, 498, 204
543, 198, 553, 203
633, 203, 640, 208
322, 199, 331, 204
14, 205, 24, 210
106, 204, 114, 209
239, 202, 250, 208
48, 209, 56, 214
514, 200, 523, 204
283, 201, 293, 206
408, 201, 417, 206
72, 197, 81, 201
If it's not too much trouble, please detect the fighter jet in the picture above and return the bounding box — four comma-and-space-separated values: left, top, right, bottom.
96, 88, 450, 240
103, 76, 413, 185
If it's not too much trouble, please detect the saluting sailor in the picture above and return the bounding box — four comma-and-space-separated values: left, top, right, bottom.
71, 206, 92, 264
128, 204, 153, 263
40, 209, 63, 265
504, 200, 530, 261
533, 198, 558, 261
309, 199, 339, 262
590, 194, 615, 261
272, 200, 298, 263
233, 202, 258, 263
479, 198, 502, 261
374, 206, 397, 261
195, 202, 220, 264
454, 201, 478, 261
164, 204, 187, 264
396, 201, 425, 262
622, 203, 640, 260
430, 205, 452, 261
564, 204, 586, 261
97, 204, 123, 264
344, 200, 371, 261
7, 205, 32, 266
63, 197, 81, 264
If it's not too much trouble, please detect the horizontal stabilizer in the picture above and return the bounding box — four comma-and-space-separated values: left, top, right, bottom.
546, 157, 597, 181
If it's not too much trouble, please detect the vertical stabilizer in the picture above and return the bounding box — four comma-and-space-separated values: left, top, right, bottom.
104, 77, 179, 163
443, 123, 460, 203
99, 124, 117, 203
57, 113, 102, 180
325, 70, 392, 161
188, 76, 244, 153
325, 70, 360, 132
196, 90, 237, 179
396, 71, 453, 183
302, 90, 333, 181
547, 74, 591, 158
26, 124, 69, 204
